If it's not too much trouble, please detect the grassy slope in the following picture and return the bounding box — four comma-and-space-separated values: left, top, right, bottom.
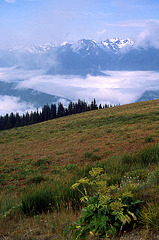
1, 100, 159, 192
0, 99, 159, 239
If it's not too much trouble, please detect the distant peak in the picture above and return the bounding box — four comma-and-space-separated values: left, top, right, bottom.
61, 41, 72, 46
109, 37, 120, 42
100, 37, 134, 51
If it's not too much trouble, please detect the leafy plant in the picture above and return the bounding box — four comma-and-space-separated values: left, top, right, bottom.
65, 168, 142, 239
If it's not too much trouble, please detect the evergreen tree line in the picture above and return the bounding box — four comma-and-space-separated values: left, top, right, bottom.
0, 99, 114, 131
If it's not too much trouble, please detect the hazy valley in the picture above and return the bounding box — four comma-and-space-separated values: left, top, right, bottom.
0, 38, 159, 116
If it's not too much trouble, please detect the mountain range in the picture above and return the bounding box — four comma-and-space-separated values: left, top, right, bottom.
0, 38, 159, 75
0, 38, 159, 113
136, 90, 159, 102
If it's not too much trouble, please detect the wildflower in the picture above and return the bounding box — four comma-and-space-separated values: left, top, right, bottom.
78, 177, 89, 184
89, 167, 104, 177
71, 182, 80, 189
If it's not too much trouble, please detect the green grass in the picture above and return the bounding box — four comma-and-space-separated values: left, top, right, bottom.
1, 99, 159, 238
84, 152, 101, 162
21, 177, 92, 215
33, 158, 51, 166
140, 202, 159, 231
0, 145, 159, 238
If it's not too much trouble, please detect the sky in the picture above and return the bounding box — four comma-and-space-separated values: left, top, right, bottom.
1, 0, 159, 48
0, 0, 159, 115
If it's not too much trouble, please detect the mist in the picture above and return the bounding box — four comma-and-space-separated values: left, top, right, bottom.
0, 95, 34, 116
17, 70, 159, 104
135, 22, 159, 49
1, 68, 159, 116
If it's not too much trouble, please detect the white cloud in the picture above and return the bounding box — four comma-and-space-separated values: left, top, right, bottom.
1, 68, 159, 115
0, 95, 35, 116
0, 67, 45, 83
96, 29, 106, 35
17, 70, 159, 105
104, 19, 159, 49
135, 21, 159, 48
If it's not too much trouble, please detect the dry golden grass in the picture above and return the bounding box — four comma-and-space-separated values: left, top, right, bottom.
1, 99, 159, 194
1, 99, 159, 239
0, 208, 79, 239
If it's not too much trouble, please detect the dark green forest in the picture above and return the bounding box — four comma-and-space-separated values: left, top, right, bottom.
0, 99, 112, 131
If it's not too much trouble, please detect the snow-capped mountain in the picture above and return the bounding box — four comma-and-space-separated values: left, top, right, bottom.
100, 38, 134, 52
7, 38, 133, 55
1, 38, 159, 115
0, 38, 159, 74
8, 43, 56, 54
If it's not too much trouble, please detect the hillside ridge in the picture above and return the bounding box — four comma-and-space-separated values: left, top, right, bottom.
1, 99, 159, 239
1, 98, 159, 174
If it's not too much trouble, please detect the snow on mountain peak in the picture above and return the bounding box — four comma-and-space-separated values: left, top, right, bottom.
100, 38, 134, 51
8, 38, 134, 56
61, 41, 72, 46
109, 37, 119, 43
70, 39, 96, 52
9, 43, 56, 54
119, 38, 134, 48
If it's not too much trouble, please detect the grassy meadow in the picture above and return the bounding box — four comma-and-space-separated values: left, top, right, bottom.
0, 99, 159, 239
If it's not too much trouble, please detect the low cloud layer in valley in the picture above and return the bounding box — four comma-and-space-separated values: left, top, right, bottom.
0, 95, 34, 116
1, 68, 159, 116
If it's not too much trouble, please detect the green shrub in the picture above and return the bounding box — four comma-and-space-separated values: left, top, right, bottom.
33, 158, 50, 166
84, 152, 101, 162
27, 175, 45, 184
144, 136, 155, 143
65, 168, 142, 239
65, 164, 78, 171
65, 194, 141, 239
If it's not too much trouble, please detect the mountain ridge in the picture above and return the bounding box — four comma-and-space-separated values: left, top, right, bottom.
1, 37, 159, 74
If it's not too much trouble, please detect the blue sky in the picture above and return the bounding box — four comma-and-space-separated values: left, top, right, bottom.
0, 0, 159, 48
